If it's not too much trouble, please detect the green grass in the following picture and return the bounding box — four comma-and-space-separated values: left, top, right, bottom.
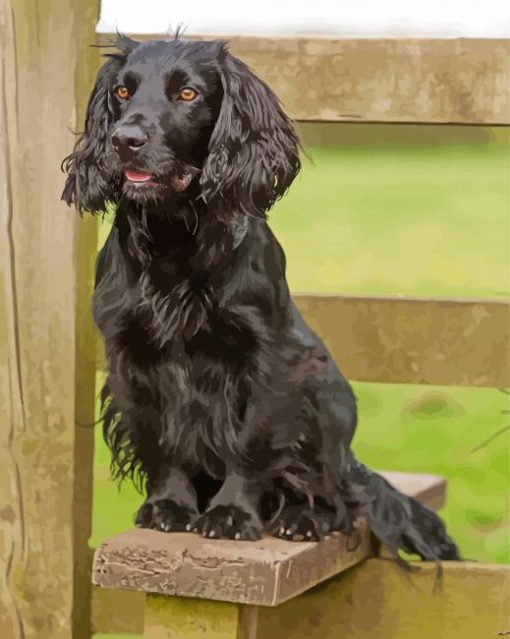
92, 125, 509, 636
272, 128, 509, 298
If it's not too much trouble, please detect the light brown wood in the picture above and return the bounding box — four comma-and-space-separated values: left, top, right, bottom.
116, 559, 510, 639
228, 37, 510, 124
143, 595, 258, 639
257, 559, 510, 639
0, 1, 97, 637
91, 585, 146, 635
120, 35, 510, 124
379, 470, 446, 511
92, 472, 445, 610
96, 294, 509, 386
93, 526, 372, 608
295, 294, 510, 387
71, 4, 101, 638
90, 471, 447, 633
91, 562, 509, 638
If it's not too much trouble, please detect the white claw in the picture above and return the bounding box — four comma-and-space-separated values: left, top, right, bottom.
185, 524, 191, 532
235, 532, 241, 540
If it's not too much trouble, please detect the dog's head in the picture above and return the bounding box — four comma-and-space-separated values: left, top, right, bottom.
62, 35, 300, 219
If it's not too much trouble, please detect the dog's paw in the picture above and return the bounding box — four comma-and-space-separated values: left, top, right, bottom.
135, 499, 197, 533
272, 506, 352, 542
194, 505, 263, 540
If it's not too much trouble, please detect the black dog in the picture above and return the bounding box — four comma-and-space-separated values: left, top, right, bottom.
63, 35, 459, 559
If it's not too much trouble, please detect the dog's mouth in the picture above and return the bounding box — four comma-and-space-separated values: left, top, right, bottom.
124, 169, 193, 192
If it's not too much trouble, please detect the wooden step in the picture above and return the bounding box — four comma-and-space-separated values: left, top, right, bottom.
92, 471, 446, 606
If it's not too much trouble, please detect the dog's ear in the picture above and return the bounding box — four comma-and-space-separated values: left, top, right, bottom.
61, 55, 125, 214
200, 46, 301, 219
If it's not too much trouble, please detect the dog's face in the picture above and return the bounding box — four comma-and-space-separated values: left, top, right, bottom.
108, 40, 223, 204
62, 36, 300, 219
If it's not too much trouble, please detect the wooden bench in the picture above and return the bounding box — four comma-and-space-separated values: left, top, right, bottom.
91, 472, 509, 638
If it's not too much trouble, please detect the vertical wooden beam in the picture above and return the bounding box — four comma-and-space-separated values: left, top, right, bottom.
143, 596, 259, 639
0, 1, 97, 637
72, 4, 101, 638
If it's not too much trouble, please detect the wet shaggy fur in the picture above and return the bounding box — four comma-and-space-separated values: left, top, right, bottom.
62, 35, 460, 558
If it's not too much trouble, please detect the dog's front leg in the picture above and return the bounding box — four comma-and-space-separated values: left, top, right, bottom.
195, 469, 264, 540
135, 464, 199, 532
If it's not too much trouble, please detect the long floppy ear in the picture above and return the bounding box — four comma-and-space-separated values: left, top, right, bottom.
61, 54, 125, 214
200, 46, 301, 219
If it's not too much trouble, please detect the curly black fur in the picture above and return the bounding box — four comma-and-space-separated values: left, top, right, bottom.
62, 35, 460, 557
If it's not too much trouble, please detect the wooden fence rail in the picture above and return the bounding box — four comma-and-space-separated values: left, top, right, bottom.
95, 294, 510, 387
295, 294, 509, 387
122, 35, 510, 125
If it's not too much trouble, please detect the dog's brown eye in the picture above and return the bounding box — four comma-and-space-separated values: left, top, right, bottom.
115, 86, 130, 100
178, 87, 198, 102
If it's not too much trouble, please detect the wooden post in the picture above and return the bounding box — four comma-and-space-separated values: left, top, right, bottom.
0, 1, 97, 637
144, 596, 259, 639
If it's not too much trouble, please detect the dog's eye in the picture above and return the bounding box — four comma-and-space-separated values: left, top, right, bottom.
115, 86, 130, 100
178, 87, 198, 102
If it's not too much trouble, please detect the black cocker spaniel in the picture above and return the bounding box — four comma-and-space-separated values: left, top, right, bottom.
62, 34, 459, 559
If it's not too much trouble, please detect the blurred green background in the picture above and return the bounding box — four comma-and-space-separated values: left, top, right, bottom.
93, 124, 509, 638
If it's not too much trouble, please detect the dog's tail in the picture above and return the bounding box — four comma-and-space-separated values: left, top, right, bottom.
344, 455, 460, 561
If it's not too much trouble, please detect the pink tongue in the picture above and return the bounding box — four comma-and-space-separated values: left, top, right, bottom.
124, 170, 154, 183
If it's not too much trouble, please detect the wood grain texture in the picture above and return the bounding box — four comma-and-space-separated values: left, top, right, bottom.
93, 527, 372, 608
295, 294, 510, 387
121, 35, 510, 124
96, 294, 509, 387
0, 1, 97, 637
257, 559, 510, 639
71, 3, 100, 634
92, 472, 445, 608
93, 561, 509, 638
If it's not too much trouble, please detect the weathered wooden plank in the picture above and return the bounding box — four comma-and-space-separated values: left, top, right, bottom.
0, 1, 97, 637
71, 4, 101, 639
96, 294, 509, 387
295, 294, 509, 387
91, 562, 510, 638
91, 472, 444, 611
257, 559, 510, 639
116, 35, 510, 124
93, 526, 372, 608
90, 471, 447, 633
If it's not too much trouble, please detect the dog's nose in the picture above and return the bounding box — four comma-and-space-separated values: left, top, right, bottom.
111, 125, 147, 153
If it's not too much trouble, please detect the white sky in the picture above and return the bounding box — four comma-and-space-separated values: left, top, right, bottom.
97, 0, 510, 37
